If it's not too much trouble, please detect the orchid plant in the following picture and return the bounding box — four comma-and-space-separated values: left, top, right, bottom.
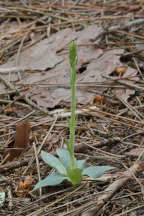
33, 41, 115, 190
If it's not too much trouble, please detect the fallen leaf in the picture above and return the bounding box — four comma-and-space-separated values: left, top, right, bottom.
4, 105, 23, 114
3, 119, 30, 161
0, 28, 76, 83
17, 180, 24, 191
16, 176, 33, 197
115, 66, 127, 75
114, 67, 138, 102
14, 119, 30, 149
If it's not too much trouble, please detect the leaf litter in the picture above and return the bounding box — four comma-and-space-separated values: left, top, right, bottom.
0, 0, 144, 216
0, 25, 137, 109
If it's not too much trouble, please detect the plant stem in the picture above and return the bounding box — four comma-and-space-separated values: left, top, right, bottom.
70, 64, 77, 169
68, 41, 78, 169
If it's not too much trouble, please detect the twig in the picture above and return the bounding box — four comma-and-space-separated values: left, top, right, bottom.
0, 67, 27, 73
114, 204, 144, 216
91, 18, 144, 42
0, 110, 35, 129
81, 161, 144, 216
16, 34, 28, 80
24, 95, 48, 114
0, 158, 29, 173
117, 97, 143, 121
133, 57, 144, 80
0, 73, 18, 92
74, 137, 121, 153
50, 106, 144, 131
27, 183, 86, 216
0, 71, 47, 113
103, 75, 144, 91
7, 186, 13, 211
0, 90, 18, 95
50, 106, 102, 119
0, 99, 32, 110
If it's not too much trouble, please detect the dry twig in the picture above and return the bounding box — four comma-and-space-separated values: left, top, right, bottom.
81, 161, 144, 216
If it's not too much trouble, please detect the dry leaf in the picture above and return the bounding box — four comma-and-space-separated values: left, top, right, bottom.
3, 119, 30, 161
16, 176, 33, 197
4, 106, 23, 114
23, 176, 33, 189
114, 66, 138, 102
115, 66, 127, 75
17, 181, 24, 191
14, 119, 30, 149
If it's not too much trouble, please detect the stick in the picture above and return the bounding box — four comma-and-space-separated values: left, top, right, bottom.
81, 161, 144, 216
0, 159, 29, 173
91, 18, 144, 42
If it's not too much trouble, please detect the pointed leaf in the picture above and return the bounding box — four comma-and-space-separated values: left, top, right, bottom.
33, 173, 68, 190
82, 166, 115, 179
41, 151, 66, 175
56, 148, 71, 168
67, 167, 82, 185
76, 159, 87, 169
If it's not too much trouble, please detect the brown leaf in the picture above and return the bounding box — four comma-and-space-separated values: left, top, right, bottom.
115, 66, 127, 75
16, 176, 33, 197
14, 119, 30, 149
23, 176, 33, 189
114, 66, 138, 102
17, 180, 24, 191
3, 119, 30, 161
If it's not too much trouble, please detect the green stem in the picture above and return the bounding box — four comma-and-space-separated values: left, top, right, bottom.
70, 65, 76, 169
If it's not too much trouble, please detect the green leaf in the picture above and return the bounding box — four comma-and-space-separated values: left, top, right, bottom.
67, 167, 82, 185
82, 166, 115, 179
41, 151, 66, 175
56, 148, 71, 168
33, 173, 67, 190
69, 41, 77, 68
76, 159, 87, 169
